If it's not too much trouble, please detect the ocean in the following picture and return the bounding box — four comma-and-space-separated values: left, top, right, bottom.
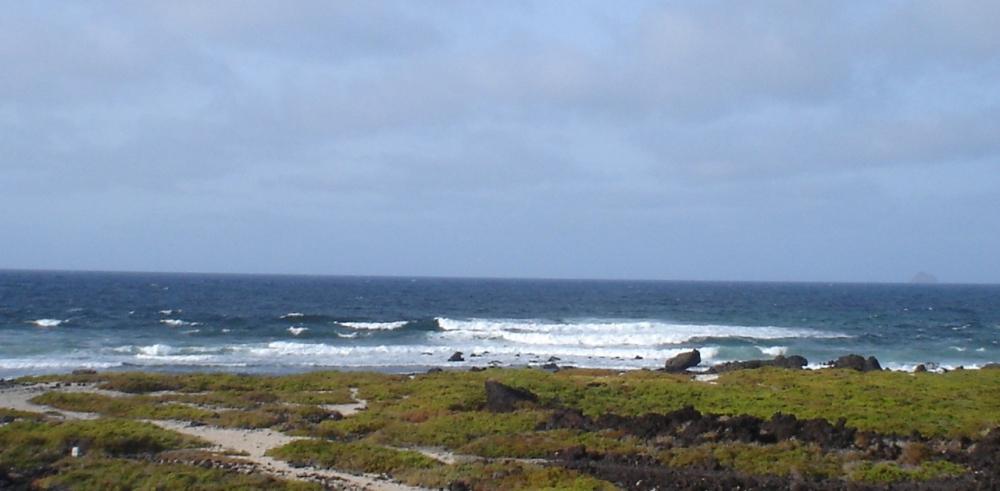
1, 270, 998, 378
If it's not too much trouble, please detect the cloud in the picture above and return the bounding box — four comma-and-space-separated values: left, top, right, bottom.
1, 1, 998, 280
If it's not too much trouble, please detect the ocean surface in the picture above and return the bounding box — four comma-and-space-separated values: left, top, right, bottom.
1, 270, 998, 378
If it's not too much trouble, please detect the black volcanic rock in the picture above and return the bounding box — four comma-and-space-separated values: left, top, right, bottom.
710, 354, 808, 373
484, 380, 538, 412
447, 351, 464, 362
664, 350, 701, 372
829, 354, 882, 372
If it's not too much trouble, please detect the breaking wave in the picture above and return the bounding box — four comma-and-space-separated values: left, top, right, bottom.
160, 319, 200, 327
432, 318, 847, 347
28, 319, 64, 328
339, 321, 408, 330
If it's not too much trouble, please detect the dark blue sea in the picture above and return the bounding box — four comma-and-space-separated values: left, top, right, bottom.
1, 270, 998, 377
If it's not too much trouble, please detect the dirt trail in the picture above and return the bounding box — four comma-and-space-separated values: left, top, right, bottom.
0, 383, 427, 491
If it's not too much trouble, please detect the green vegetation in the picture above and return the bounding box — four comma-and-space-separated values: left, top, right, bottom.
268, 439, 441, 475
847, 460, 968, 483
0, 418, 206, 473
31, 392, 340, 432
35, 457, 321, 490
268, 439, 615, 491
12, 367, 1000, 488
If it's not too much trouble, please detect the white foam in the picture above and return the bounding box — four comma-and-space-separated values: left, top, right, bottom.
29, 319, 64, 328
336, 332, 359, 338
281, 312, 305, 319
288, 327, 309, 336
159, 309, 182, 315
433, 318, 846, 347
340, 321, 408, 330
0, 359, 120, 370
758, 346, 788, 357
138, 344, 176, 356
160, 319, 200, 327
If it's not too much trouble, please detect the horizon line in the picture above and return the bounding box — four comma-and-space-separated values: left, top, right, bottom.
0, 266, 992, 287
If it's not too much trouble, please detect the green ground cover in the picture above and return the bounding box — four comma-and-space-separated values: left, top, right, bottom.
14, 366, 1000, 489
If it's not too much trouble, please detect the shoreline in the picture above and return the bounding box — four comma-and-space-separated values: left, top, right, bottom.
3, 351, 997, 381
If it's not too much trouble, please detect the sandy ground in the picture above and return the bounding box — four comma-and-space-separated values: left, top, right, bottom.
0, 382, 427, 491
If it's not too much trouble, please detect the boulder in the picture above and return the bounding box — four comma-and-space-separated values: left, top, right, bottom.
447, 351, 464, 362
484, 380, 538, 412
914, 364, 927, 373
829, 354, 881, 372
664, 349, 701, 372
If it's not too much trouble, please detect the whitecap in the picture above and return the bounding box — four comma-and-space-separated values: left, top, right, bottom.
288, 327, 309, 336
138, 344, 176, 356
757, 346, 788, 357
159, 309, 182, 315
336, 332, 358, 338
433, 318, 846, 348
29, 319, 64, 328
160, 319, 200, 327
281, 312, 305, 319
340, 321, 408, 330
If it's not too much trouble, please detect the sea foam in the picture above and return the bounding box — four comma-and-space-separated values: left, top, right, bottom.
160, 319, 200, 327
433, 318, 846, 347
339, 321, 408, 330
29, 319, 64, 328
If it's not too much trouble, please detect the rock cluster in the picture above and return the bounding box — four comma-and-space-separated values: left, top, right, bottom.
709, 354, 808, 373
829, 354, 882, 372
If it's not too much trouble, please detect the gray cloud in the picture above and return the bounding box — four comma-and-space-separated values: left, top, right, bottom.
1, 1, 998, 282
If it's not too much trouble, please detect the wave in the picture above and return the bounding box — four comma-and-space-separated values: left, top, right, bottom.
339, 321, 408, 330
160, 319, 200, 327
288, 327, 309, 336
432, 318, 847, 347
281, 312, 305, 319
0, 359, 121, 370
757, 346, 787, 357
28, 318, 64, 328
159, 309, 182, 315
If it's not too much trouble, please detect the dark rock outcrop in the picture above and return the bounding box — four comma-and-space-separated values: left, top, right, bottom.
663, 350, 701, 372
484, 380, 538, 412
829, 354, 882, 372
709, 354, 808, 373
447, 351, 464, 362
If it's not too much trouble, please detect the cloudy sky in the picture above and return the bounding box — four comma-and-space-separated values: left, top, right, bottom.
2, 1, 999, 282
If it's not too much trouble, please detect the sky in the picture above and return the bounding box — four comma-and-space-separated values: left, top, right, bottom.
1, 1, 999, 283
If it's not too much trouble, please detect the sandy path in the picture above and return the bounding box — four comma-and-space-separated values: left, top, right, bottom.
0, 383, 427, 491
